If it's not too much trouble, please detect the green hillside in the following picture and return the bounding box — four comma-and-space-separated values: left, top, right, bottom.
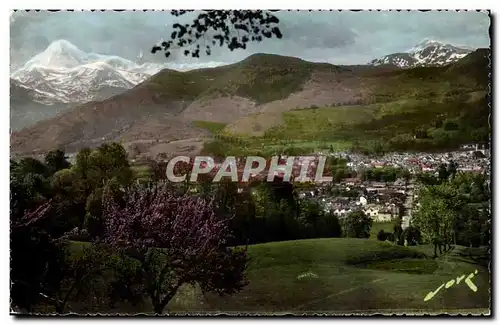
145, 49, 489, 107
12, 49, 489, 156
166, 239, 489, 313
209, 49, 490, 155
144, 53, 343, 104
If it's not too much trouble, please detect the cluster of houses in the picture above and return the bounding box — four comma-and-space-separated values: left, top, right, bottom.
319, 145, 490, 176
298, 177, 409, 223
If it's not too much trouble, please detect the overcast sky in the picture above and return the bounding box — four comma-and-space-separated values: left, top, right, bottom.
10, 10, 491, 70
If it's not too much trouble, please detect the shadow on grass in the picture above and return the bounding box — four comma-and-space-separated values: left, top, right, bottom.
362, 258, 439, 275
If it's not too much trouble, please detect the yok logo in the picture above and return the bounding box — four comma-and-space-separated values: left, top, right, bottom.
424, 270, 479, 301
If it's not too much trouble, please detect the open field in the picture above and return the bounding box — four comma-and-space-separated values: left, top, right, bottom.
68, 238, 490, 314
192, 120, 228, 135
184, 239, 490, 314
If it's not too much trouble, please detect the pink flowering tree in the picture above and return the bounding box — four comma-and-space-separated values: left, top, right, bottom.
102, 183, 249, 314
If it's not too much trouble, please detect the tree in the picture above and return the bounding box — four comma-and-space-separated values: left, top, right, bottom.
452, 172, 490, 203
212, 179, 239, 216
393, 217, 404, 245
416, 172, 440, 186
413, 197, 446, 257
447, 160, 458, 179
317, 211, 342, 238
401, 226, 421, 246
151, 10, 282, 59
147, 159, 169, 182
166, 159, 197, 195
372, 141, 386, 156
251, 182, 271, 218
431, 128, 451, 147
431, 183, 466, 251
83, 177, 126, 240
29, 242, 110, 313
443, 119, 459, 131
11, 203, 60, 312
13, 157, 48, 177
300, 199, 322, 236
438, 163, 449, 182
11, 158, 52, 226
414, 129, 429, 139
79, 143, 133, 190
84, 188, 105, 238
11, 169, 49, 221
11, 203, 107, 313
102, 182, 249, 314
50, 169, 84, 198
472, 150, 486, 159
48, 168, 87, 236
415, 173, 490, 253
343, 211, 373, 239
377, 230, 388, 241
228, 189, 258, 245
334, 169, 347, 182
44, 149, 71, 176
85, 188, 104, 220
267, 175, 298, 217
454, 203, 490, 247
73, 148, 92, 192
412, 183, 460, 257
471, 127, 489, 143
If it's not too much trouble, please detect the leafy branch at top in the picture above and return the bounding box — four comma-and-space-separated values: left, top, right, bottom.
151, 10, 283, 58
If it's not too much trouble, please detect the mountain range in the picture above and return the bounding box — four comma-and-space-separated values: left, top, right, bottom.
10, 44, 489, 158
11, 39, 475, 106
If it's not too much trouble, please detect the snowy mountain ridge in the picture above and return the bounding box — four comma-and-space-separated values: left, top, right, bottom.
12, 39, 479, 104
370, 39, 474, 68
11, 40, 226, 104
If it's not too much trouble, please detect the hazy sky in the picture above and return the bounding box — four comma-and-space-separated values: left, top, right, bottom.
10, 10, 491, 70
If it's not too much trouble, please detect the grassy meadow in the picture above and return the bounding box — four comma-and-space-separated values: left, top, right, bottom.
67, 238, 490, 315
174, 239, 490, 314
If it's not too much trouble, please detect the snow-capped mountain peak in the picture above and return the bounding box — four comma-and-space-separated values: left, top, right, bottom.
11, 40, 163, 104
408, 38, 476, 53
370, 39, 474, 68
409, 39, 447, 52
25, 39, 88, 69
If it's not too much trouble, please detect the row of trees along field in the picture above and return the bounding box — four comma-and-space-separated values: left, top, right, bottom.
372, 167, 490, 255
10, 143, 391, 314
412, 169, 491, 257
348, 123, 490, 156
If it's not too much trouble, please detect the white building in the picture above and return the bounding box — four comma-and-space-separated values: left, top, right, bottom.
363, 205, 394, 222
333, 208, 354, 217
